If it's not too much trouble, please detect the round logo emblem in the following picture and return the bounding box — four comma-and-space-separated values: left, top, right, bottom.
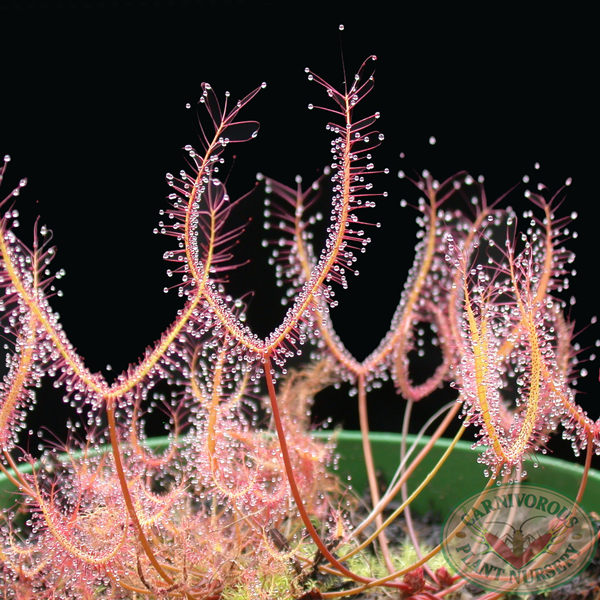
442, 484, 597, 594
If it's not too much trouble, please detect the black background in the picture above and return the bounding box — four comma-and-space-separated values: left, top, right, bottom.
0, 1, 597, 463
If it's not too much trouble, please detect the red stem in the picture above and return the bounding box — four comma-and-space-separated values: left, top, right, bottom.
357, 373, 395, 574
264, 354, 407, 590
107, 396, 198, 600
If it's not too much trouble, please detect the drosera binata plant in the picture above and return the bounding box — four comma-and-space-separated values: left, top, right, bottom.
0, 37, 599, 599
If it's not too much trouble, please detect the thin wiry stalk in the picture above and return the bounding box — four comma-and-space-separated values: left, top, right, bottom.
400, 399, 437, 583
357, 373, 395, 575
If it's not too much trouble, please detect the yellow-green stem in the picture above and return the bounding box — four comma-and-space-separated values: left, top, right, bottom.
351, 401, 461, 539
340, 424, 465, 562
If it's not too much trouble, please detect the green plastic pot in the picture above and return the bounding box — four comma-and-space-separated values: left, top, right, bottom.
326, 431, 600, 517
1, 431, 598, 517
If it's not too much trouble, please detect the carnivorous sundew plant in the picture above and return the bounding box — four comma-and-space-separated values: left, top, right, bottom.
0, 45, 599, 599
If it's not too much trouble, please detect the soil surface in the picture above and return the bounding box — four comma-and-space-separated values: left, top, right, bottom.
322, 503, 600, 600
